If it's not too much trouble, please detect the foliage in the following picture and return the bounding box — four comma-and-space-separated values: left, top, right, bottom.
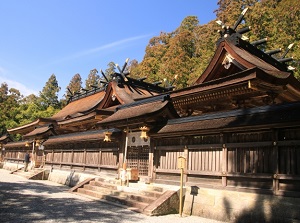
131, 0, 300, 87
38, 74, 61, 109
85, 68, 100, 90
66, 73, 82, 96
105, 62, 116, 77
0, 83, 22, 134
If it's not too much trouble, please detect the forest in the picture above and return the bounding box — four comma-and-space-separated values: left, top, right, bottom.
1, 0, 299, 136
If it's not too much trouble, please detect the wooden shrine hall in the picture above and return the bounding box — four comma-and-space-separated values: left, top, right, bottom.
1, 9, 300, 221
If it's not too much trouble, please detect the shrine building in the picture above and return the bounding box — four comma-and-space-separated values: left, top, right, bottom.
1, 9, 300, 222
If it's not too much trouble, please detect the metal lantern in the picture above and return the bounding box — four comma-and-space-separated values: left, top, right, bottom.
103, 131, 112, 142
139, 126, 149, 139
35, 140, 41, 147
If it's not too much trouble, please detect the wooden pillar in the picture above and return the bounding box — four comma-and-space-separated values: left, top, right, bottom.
148, 145, 154, 181
183, 145, 189, 184
98, 150, 102, 172
83, 149, 86, 171
60, 150, 63, 169
70, 149, 74, 169
221, 133, 227, 187
273, 129, 279, 195
153, 146, 158, 181
117, 132, 126, 170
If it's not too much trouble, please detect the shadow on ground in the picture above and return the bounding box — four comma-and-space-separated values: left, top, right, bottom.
0, 180, 145, 223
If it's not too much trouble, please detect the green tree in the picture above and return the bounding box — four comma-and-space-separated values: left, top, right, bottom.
39, 74, 61, 109
0, 83, 22, 134
105, 62, 116, 77
66, 73, 82, 95
85, 68, 100, 90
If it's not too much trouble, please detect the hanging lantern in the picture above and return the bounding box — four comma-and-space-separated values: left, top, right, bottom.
140, 126, 149, 139
103, 131, 112, 142
35, 140, 41, 147
25, 141, 30, 147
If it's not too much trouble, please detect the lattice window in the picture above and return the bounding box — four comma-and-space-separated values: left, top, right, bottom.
127, 146, 149, 176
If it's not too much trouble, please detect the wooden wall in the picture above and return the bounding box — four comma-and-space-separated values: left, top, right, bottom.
3, 127, 300, 197
3, 140, 120, 175
153, 128, 300, 197
44, 141, 119, 174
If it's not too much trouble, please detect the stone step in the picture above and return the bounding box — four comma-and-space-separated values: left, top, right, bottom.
83, 184, 114, 194
77, 188, 149, 212
91, 178, 164, 199
83, 184, 157, 204
126, 182, 166, 193
96, 177, 167, 193
90, 180, 118, 190
13, 171, 34, 179
96, 177, 121, 185
118, 186, 163, 199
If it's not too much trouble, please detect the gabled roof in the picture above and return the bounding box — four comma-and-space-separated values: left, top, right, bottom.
0, 134, 12, 143
7, 73, 173, 135
195, 38, 289, 85
7, 118, 56, 135
169, 35, 300, 116
23, 124, 57, 140
43, 128, 120, 146
194, 39, 290, 85
4, 140, 29, 149
156, 101, 300, 136
52, 90, 106, 121
98, 94, 179, 130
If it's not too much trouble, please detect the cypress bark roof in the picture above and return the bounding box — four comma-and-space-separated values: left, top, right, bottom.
98, 95, 179, 129
43, 129, 120, 146
23, 124, 57, 139
157, 101, 300, 136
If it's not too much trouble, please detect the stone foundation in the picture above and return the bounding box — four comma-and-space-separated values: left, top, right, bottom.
2, 162, 26, 171
47, 169, 99, 187
183, 186, 300, 222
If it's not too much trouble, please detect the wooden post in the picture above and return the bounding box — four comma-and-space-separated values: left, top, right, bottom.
184, 145, 189, 183
83, 149, 87, 171
148, 144, 154, 181
178, 156, 186, 217
98, 150, 102, 172
273, 129, 279, 195
221, 133, 227, 187
60, 151, 63, 169
123, 131, 129, 165
222, 144, 227, 187
70, 149, 74, 169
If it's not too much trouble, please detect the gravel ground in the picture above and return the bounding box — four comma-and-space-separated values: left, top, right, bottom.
0, 169, 225, 223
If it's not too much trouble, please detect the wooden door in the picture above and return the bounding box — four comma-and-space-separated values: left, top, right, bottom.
126, 146, 149, 176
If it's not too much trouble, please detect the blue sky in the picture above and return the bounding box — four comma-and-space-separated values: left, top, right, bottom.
0, 0, 217, 98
